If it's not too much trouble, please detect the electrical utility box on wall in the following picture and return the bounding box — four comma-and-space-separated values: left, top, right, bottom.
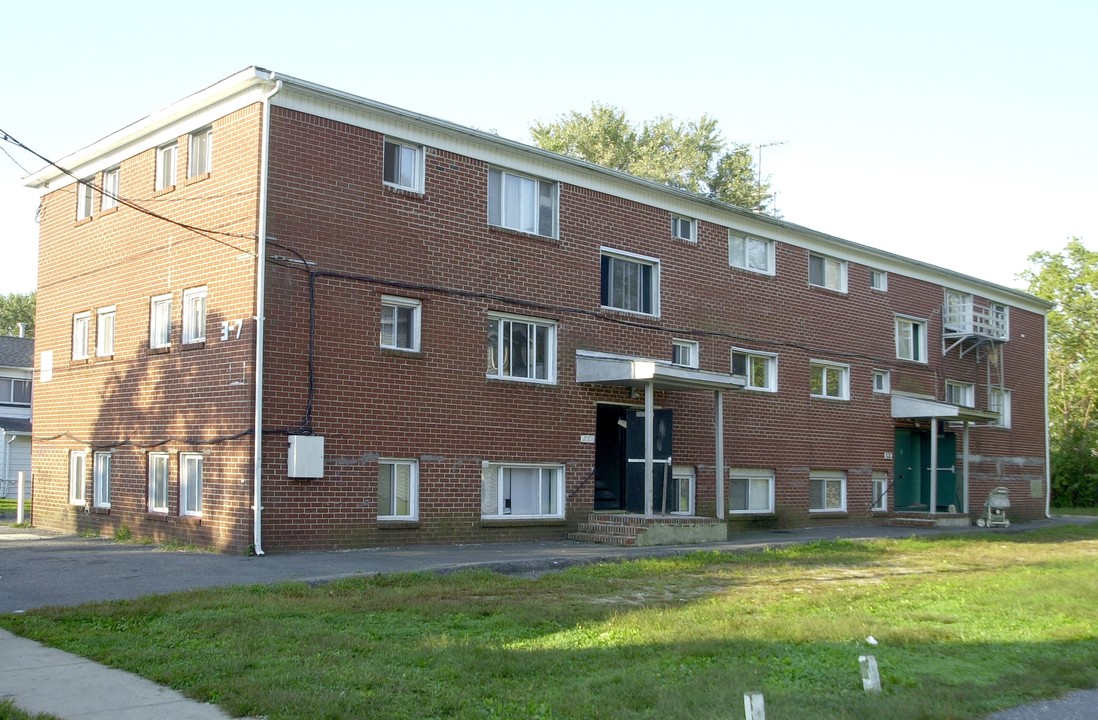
287, 435, 325, 478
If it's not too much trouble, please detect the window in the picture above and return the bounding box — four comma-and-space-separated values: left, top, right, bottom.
810, 360, 849, 400
189, 128, 212, 177
150, 294, 172, 349
182, 287, 207, 344
667, 466, 695, 515
870, 269, 888, 291
383, 139, 423, 192
810, 470, 846, 512
96, 306, 115, 357
895, 316, 927, 363
148, 452, 169, 513
487, 168, 557, 237
808, 252, 846, 292
487, 314, 556, 383
481, 463, 564, 519
0, 378, 31, 405
101, 167, 119, 210
731, 348, 778, 392
729, 469, 775, 514
77, 178, 95, 220
944, 290, 972, 332
872, 369, 891, 394
600, 249, 659, 316
671, 215, 696, 242
728, 233, 774, 275
180, 453, 203, 517
69, 451, 87, 505
156, 143, 177, 191
871, 471, 888, 512
93, 452, 111, 509
380, 296, 421, 352
72, 312, 90, 360
990, 387, 1012, 428
946, 380, 975, 407
379, 459, 418, 520
672, 339, 699, 368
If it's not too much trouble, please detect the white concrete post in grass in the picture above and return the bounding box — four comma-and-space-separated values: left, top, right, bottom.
743, 692, 766, 720
859, 654, 881, 693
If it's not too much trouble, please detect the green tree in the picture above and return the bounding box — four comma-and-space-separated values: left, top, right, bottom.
1021, 238, 1098, 506
530, 103, 774, 213
0, 291, 35, 337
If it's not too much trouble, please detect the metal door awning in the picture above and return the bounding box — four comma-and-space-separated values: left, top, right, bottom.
891, 393, 998, 423
575, 350, 745, 392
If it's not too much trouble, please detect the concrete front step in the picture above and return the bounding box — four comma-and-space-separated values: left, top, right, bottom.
887, 514, 973, 529
568, 531, 637, 546
576, 522, 649, 536
571, 513, 728, 547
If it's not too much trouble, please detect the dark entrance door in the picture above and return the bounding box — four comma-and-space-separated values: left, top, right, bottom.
593, 405, 674, 512
625, 409, 673, 514
893, 428, 957, 512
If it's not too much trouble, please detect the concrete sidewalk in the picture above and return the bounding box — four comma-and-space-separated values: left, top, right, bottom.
2, 516, 1096, 719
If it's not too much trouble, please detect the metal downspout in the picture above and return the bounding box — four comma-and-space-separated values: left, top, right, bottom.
252, 76, 282, 556
1044, 314, 1052, 518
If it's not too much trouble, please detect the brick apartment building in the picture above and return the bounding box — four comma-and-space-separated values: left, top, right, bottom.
25, 67, 1051, 553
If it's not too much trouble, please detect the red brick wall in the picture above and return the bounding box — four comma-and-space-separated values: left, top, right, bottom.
32, 104, 265, 552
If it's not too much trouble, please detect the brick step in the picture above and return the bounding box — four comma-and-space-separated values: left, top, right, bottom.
588, 513, 724, 527
568, 531, 637, 546
886, 517, 937, 528
576, 522, 649, 535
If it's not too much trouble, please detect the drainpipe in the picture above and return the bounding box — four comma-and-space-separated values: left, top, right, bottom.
252, 75, 282, 556
1043, 314, 1051, 518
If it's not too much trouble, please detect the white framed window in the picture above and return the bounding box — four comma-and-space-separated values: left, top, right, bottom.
180, 453, 203, 517
871, 471, 888, 512
808, 252, 846, 292
810, 360, 849, 400
487, 313, 557, 383
895, 315, 927, 363
729, 468, 775, 514
72, 312, 90, 360
383, 139, 424, 192
93, 451, 111, 509
600, 248, 659, 316
189, 128, 212, 177
156, 143, 177, 191
380, 296, 422, 352
944, 289, 973, 332
487, 167, 557, 238
379, 459, 418, 520
946, 380, 975, 407
872, 369, 891, 394
731, 348, 778, 392
0, 378, 31, 405
101, 167, 119, 210
668, 466, 696, 515
810, 470, 846, 512
728, 233, 774, 275
672, 339, 699, 368
150, 293, 172, 349
69, 450, 87, 505
96, 306, 116, 357
481, 463, 564, 519
182, 287, 208, 344
671, 215, 696, 242
990, 387, 1012, 428
148, 452, 169, 513
870, 269, 888, 291
77, 178, 95, 220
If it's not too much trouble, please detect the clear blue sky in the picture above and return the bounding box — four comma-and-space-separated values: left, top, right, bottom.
1, 0, 1094, 295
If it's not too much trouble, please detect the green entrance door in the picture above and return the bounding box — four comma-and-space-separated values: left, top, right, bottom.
893, 428, 957, 512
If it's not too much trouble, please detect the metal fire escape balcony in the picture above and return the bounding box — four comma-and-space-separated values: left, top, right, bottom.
942, 299, 1008, 359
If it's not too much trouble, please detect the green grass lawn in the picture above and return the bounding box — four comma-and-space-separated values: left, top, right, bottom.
1051, 506, 1098, 516
3, 526, 1098, 720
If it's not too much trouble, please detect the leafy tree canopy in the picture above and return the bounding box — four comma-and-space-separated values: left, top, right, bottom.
0, 291, 34, 337
1021, 238, 1098, 505
530, 103, 774, 213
